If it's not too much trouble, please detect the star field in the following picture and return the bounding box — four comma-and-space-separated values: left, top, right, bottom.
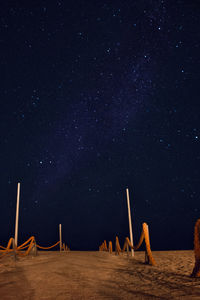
0, 1, 200, 250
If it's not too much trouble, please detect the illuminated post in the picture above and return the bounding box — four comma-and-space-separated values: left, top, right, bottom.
126, 188, 134, 257
59, 224, 62, 252
14, 182, 21, 247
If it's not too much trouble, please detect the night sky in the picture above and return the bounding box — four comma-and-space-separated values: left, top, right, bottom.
1, 1, 200, 251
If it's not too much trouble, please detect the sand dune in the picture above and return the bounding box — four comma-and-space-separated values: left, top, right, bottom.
0, 250, 199, 299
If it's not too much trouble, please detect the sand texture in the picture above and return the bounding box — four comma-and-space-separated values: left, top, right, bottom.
0, 250, 200, 299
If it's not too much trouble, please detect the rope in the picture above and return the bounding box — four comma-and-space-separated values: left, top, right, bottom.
1, 236, 67, 259
122, 233, 144, 252
0, 249, 13, 253
122, 237, 130, 252
104, 240, 108, 251
99, 243, 104, 251
101, 222, 156, 266
99, 240, 108, 252
122, 223, 155, 265
17, 244, 31, 250
115, 236, 121, 255
0, 245, 7, 250
134, 230, 145, 250
109, 241, 112, 253
0, 237, 15, 257
36, 241, 60, 249
16, 239, 35, 256
17, 236, 35, 250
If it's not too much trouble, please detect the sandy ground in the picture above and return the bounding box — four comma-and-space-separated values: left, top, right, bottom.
0, 250, 200, 299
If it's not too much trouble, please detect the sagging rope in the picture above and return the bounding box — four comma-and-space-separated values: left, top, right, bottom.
16, 237, 35, 256
36, 241, 70, 251
0, 236, 69, 259
36, 241, 60, 250
17, 236, 35, 250
0, 236, 36, 258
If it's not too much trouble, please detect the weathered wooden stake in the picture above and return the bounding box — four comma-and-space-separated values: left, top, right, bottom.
12, 238, 16, 261
59, 224, 62, 252
14, 183, 20, 247
144, 224, 150, 263
126, 243, 129, 257
126, 188, 134, 257
33, 237, 38, 256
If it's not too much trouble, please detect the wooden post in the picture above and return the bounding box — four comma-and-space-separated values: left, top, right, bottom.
144, 224, 149, 264
33, 237, 38, 256
126, 188, 134, 257
12, 238, 16, 261
14, 183, 20, 247
59, 224, 62, 252
126, 243, 129, 257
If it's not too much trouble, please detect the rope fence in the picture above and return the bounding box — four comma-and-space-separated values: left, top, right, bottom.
99, 240, 107, 251
99, 222, 156, 266
0, 236, 70, 260
3, 219, 200, 276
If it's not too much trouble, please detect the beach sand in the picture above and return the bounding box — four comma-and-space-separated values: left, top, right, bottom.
0, 250, 199, 299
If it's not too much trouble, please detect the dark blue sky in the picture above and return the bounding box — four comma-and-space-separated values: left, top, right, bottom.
0, 1, 200, 250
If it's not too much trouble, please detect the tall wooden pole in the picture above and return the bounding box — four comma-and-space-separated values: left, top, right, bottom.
126, 188, 134, 257
14, 182, 20, 247
59, 224, 62, 252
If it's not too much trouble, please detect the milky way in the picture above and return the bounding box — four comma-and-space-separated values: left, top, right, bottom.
0, 1, 200, 250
